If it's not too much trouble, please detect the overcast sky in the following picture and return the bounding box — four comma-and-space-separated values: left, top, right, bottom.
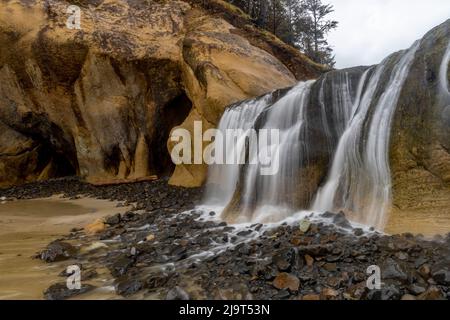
327, 0, 450, 68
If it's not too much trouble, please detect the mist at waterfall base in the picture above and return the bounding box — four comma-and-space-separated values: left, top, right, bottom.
195, 35, 450, 235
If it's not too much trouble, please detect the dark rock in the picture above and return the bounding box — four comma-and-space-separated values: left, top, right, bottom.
273, 248, 296, 271
44, 283, 94, 300
432, 269, 450, 286
408, 283, 426, 295
166, 286, 189, 300
344, 282, 368, 300
322, 211, 335, 218
262, 265, 278, 281
327, 276, 344, 288
332, 212, 352, 229
237, 230, 253, 237
106, 214, 121, 225
111, 256, 134, 277
394, 252, 408, 261
115, 277, 143, 296
382, 258, 408, 282
171, 246, 188, 261
146, 274, 171, 289
367, 285, 401, 300
39, 241, 77, 263
299, 244, 332, 257
414, 257, 428, 268
431, 265, 450, 285
272, 289, 290, 299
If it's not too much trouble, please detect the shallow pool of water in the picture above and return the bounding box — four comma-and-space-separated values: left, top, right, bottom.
0, 196, 130, 300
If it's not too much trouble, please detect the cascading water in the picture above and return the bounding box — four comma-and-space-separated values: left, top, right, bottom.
204, 81, 317, 223
311, 67, 378, 217
202, 40, 420, 230
203, 94, 271, 208
440, 40, 450, 97
313, 41, 420, 229
236, 81, 314, 223
318, 71, 356, 154
203, 74, 361, 224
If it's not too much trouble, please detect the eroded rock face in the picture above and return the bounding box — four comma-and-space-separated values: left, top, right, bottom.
390, 20, 450, 218
0, 0, 323, 187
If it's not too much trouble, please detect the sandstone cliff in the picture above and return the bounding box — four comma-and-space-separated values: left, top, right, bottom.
0, 0, 324, 188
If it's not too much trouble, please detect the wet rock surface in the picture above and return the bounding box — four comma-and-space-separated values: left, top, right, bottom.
1, 178, 449, 300
38, 241, 78, 263
44, 283, 95, 300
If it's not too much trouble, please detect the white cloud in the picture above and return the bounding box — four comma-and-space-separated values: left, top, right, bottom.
327, 0, 450, 68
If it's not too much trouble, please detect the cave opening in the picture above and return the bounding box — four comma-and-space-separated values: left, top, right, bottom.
151, 92, 193, 177
36, 144, 77, 180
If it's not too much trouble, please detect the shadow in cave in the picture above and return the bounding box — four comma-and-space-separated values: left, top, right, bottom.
36, 144, 78, 179
150, 92, 193, 177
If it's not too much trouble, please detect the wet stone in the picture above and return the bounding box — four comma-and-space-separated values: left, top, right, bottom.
44, 283, 95, 300
166, 286, 190, 300
332, 212, 353, 229
111, 256, 134, 277
106, 213, 121, 225
273, 248, 296, 271
273, 273, 300, 292
39, 241, 77, 263
381, 258, 408, 282
115, 277, 143, 296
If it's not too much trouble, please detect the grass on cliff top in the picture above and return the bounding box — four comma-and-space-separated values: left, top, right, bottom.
256, 28, 327, 71
211, 0, 252, 20
187, 0, 328, 73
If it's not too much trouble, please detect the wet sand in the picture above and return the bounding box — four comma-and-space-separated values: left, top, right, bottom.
0, 196, 131, 300
386, 207, 450, 237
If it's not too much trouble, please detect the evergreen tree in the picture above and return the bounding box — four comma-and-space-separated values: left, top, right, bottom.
224, 0, 338, 68
301, 0, 338, 67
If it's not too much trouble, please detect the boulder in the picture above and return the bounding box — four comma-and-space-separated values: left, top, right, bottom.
39, 241, 77, 263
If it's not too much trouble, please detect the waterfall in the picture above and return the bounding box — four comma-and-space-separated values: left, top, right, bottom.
203, 94, 271, 208
237, 81, 314, 223
318, 71, 355, 154
204, 81, 316, 223
440, 41, 450, 96
313, 42, 420, 229
202, 41, 420, 229
311, 67, 377, 216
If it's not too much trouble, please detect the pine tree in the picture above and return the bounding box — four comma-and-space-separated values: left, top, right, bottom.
301, 0, 338, 67
223, 0, 338, 67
